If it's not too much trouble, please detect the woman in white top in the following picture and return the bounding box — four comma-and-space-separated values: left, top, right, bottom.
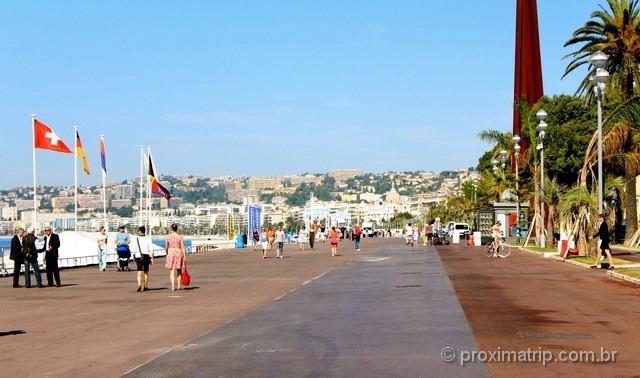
131, 226, 154, 292
298, 226, 308, 251
404, 224, 414, 246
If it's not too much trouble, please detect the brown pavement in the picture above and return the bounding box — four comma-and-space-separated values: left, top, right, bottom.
0, 238, 368, 377
436, 243, 640, 377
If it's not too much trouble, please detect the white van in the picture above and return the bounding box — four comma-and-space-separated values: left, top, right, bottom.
447, 222, 470, 237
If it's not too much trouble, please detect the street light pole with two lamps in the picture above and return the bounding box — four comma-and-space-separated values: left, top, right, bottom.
536, 109, 548, 248
512, 135, 521, 238
589, 51, 610, 214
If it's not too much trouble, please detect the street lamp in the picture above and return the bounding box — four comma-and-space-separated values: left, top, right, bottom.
536, 109, 548, 248
491, 159, 499, 173
590, 51, 609, 214
513, 135, 521, 238
500, 150, 507, 169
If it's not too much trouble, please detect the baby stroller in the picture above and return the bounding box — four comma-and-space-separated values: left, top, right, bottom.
116, 244, 131, 271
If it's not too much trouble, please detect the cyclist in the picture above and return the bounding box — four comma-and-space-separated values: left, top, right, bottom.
491, 221, 502, 257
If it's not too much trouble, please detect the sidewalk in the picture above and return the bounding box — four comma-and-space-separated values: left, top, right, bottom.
127, 242, 487, 377
437, 243, 640, 376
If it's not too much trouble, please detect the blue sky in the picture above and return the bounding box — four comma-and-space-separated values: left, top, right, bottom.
0, 0, 598, 188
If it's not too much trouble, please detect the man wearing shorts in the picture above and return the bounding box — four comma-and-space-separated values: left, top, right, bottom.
132, 226, 154, 292
275, 226, 286, 259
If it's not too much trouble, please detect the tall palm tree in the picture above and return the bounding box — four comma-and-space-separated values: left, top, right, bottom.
565, 0, 640, 242
563, 0, 640, 100
579, 97, 640, 242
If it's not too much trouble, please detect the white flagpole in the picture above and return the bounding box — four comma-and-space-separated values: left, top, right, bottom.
147, 146, 151, 237
31, 114, 38, 230
101, 135, 108, 233
139, 145, 144, 227
74, 126, 78, 233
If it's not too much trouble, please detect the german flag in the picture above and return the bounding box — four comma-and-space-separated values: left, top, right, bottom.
75, 129, 90, 175
148, 153, 171, 201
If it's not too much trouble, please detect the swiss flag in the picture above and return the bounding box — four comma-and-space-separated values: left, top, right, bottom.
34, 119, 72, 153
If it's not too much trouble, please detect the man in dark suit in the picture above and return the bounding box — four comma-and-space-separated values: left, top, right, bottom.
23, 227, 44, 288
41, 226, 62, 287
9, 228, 25, 288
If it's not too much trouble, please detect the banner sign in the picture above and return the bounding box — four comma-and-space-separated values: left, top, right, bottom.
248, 205, 262, 233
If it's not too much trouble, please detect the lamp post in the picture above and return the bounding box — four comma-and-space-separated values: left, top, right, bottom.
513, 135, 521, 237
590, 51, 609, 214
536, 109, 548, 248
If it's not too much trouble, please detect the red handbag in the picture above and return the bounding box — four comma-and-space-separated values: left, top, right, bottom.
181, 260, 191, 286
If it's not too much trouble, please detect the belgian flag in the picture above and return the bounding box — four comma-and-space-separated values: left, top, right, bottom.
75, 129, 90, 175
148, 153, 171, 201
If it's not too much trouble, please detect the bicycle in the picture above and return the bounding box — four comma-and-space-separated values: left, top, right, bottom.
485, 239, 511, 258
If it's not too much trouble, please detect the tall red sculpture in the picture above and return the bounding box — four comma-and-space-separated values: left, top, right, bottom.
513, 0, 544, 145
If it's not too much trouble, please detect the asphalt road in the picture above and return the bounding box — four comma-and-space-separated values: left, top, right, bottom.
437, 243, 640, 377
127, 241, 487, 377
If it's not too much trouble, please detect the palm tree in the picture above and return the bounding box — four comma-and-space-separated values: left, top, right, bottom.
560, 176, 625, 256
578, 97, 640, 242
563, 0, 640, 100
539, 178, 563, 247
565, 0, 640, 242
478, 130, 515, 154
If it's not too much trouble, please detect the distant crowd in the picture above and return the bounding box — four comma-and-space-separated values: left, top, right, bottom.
8, 219, 437, 292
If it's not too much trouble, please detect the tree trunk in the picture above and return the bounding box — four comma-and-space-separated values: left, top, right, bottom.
533, 191, 540, 246
624, 170, 637, 244
546, 205, 555, 248
578, 211, 590, 257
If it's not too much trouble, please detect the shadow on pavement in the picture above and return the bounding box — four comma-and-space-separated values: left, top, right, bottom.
0, 330, 26, 337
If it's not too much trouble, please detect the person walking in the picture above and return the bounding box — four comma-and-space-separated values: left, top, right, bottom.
412, 225, 420, 247
298, 226, 308, 250
252, 228, 260, 251
97, 227, 108, 272
353, 224, 362, 251
404, 223, 414, 246
423, 223, 431, 245
22, 227, 44, 288
329, 226, 340, 257
591, 214, 615, 270
41, 226, 62, 287
267, 227, 275, 251
260, 227, 270, 259
131, 226, 154, 292
165, 224, 186, 291
275, 226, 286, 259
309, 220, 317, 249
9, 228, 25, 288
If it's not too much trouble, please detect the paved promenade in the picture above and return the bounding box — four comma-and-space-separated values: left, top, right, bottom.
127, 241, 486, 377
0, 241, 358, 376
1, 238, 485, 377
437, 243, 640, 377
